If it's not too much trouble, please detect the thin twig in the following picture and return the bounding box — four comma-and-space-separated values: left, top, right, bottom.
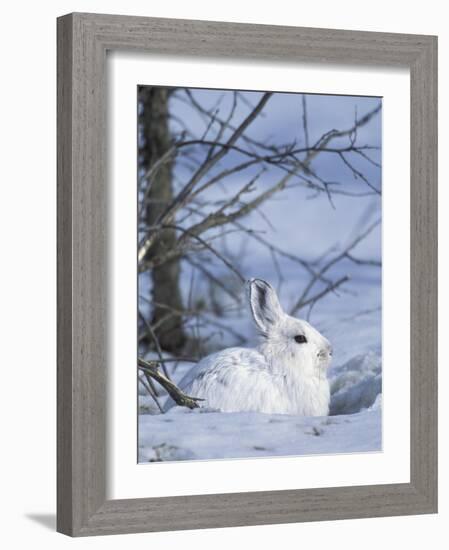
295, 276, 350, 313
290, 219, 380, 314
138, 310, 170, 379
138, 358, 204, 410
301, 94, 310, 150
138, 373, 164, 413
162, 224, 246, 282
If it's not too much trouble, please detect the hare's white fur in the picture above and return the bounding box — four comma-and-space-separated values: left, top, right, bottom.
164, 279, 332, 416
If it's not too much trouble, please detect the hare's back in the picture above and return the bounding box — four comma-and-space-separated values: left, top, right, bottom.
181, 347, 267, 390
183, 348, 284, 413
163, 347, 277, 412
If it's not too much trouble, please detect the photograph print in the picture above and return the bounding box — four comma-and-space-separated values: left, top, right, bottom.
137, 86, 382, 463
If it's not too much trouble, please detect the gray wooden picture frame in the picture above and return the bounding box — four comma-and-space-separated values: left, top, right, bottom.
57, 12, 438, 537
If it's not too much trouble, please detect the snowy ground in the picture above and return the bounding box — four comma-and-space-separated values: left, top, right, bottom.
139, 406, 381, 462
138, 341, 382, 462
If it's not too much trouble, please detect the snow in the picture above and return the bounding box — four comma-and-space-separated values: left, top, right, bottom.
330, 351, 382, 416
139, 402, 381, 463
138, 347, 382, 462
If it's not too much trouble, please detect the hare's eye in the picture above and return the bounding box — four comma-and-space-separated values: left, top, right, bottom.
294, 334, 307, 344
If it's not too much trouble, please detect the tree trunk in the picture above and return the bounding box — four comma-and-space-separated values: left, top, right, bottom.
139, 87, 186, 354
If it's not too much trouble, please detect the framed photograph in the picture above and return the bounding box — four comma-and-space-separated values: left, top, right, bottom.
57, 13, 437, 536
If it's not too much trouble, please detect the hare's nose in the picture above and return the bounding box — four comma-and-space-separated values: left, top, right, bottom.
318, 343, 332, 359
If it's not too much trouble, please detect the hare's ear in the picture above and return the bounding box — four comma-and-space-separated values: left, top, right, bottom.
248, 279, 284, 334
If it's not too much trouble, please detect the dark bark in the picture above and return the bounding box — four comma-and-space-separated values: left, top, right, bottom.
139, 87, 187, 353
138, 358, 203, 410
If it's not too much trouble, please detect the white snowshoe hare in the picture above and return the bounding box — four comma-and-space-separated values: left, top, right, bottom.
164, 278, 332, 416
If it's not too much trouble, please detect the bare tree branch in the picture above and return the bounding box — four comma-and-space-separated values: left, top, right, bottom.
157, 93, 273, 226
165, 224, 245, 282
186, 256, 242, 303
301, 94, 310, 149
138, 373, 164, 413
297, 275, 350, 312
290, 219, 381, 315
138, 358, 204, 410
138, 310, 170, 379
153, 301, 247, 345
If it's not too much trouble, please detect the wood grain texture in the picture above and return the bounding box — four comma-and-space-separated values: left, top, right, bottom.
57, 12, 438, 536
57, 14, 74, 536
